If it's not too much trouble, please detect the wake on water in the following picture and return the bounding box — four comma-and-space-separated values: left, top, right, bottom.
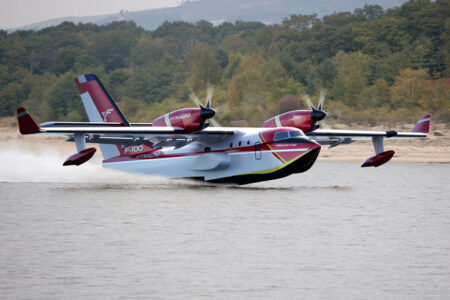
0, 144, 294, 190
0, 143, 347, 190
0, 143, 198, 187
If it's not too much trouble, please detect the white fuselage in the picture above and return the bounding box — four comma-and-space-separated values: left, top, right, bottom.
102, 128, 321, 183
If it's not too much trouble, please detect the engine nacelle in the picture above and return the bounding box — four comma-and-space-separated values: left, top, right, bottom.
152, 107, 215, 132
263, 110, 317, 133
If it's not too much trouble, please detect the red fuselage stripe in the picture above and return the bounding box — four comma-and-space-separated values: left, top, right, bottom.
103, 143, 313, 163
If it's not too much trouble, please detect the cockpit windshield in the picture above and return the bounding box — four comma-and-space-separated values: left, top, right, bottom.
274, 130, 305, 141
288, 130, 305, 138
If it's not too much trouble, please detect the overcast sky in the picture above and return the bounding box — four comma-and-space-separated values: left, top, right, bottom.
0, 0, 181, 29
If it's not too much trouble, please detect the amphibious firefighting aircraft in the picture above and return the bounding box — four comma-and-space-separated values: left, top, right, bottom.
17, 74, 430, 184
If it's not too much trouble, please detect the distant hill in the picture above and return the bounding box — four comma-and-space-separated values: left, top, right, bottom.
14, 0, 406, 31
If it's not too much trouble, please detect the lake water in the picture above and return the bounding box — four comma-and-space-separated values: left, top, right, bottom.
0, 158, 449, 299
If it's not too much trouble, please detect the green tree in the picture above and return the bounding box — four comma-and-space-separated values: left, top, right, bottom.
190, 43, 221, 90
52, 46, 84, 75
361, 78, 391, 108
391, 68, 429, 108
282, 14, 318, 31
354, 5, 384, 21
129, 36, 164, 67
126, 53, 185, 104
332, 51, 373, 107
0, 82, 26, 116
315, 59, 337, 88
46, 72, 85, 120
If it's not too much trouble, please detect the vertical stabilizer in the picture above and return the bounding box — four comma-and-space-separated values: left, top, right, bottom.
17, 107, 40, 134
75, 74, 129, 125
75, 74, 152, 159
412, 114, 431, 134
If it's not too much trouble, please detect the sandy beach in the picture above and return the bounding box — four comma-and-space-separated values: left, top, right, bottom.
1, 122, 449, 164
318, 123, 450, 163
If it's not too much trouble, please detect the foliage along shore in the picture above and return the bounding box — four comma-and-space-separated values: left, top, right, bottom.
0, 0, 449, 126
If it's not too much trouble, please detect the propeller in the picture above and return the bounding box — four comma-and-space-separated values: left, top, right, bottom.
301, 87, 328, 128
318, 87, 326, 111
199, 104, 215, 121
189, 86, 221, 126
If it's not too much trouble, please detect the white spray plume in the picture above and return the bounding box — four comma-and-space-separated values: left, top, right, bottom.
0, 142, 199, 186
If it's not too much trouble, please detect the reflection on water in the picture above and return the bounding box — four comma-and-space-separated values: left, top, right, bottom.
0, 162, 449, 299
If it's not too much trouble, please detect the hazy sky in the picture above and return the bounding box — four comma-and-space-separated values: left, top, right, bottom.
0, 0, 181, 29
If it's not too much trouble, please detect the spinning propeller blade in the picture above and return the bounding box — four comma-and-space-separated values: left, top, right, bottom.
206, 85, 213, 108
301, 94, 315, 110
302, 87, 327, 127
318, 87, 326, 111
189, 86, 221, 127
189, 90, 203, 107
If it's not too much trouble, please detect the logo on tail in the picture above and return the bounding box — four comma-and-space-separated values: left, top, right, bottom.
102, 109, 114, 122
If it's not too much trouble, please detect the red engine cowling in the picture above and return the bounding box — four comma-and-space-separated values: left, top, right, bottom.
152, 107, 215, 132
263, 110, 317, 133
263, 108, 326, 133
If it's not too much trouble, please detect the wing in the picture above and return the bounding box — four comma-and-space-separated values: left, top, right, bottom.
19, 108, 235, 144
306, 114, 430, 167
17, 106, 235, 164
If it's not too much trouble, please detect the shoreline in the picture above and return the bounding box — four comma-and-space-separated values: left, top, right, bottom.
1, 124, 449, 164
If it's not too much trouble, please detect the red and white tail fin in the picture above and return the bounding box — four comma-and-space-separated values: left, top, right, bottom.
75, 74, 130, 125
412, 114, 431, 134
75, 74, 153, 159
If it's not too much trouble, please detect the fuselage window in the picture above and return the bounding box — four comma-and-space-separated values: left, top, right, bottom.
230, 142, 233, 148
247, 140, 250, 145
239, 141, 242, 146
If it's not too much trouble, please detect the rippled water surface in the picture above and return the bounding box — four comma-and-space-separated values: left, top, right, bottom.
1, 162, 449, 299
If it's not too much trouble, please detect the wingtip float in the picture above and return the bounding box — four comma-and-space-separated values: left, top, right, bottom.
17, 74, 430, 184
360, 114, 431, 168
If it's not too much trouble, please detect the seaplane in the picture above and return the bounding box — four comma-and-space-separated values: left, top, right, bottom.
17, 74, 430, 184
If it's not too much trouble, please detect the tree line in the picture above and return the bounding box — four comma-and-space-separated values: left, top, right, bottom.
0, 0, 449, 126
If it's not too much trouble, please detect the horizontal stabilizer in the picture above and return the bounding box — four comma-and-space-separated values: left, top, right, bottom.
412, 114, 430, 134
17, 107, 40, 134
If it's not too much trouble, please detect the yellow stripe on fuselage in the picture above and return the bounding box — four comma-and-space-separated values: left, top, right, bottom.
259, 132, 287, 164
236, 148, 312, 176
